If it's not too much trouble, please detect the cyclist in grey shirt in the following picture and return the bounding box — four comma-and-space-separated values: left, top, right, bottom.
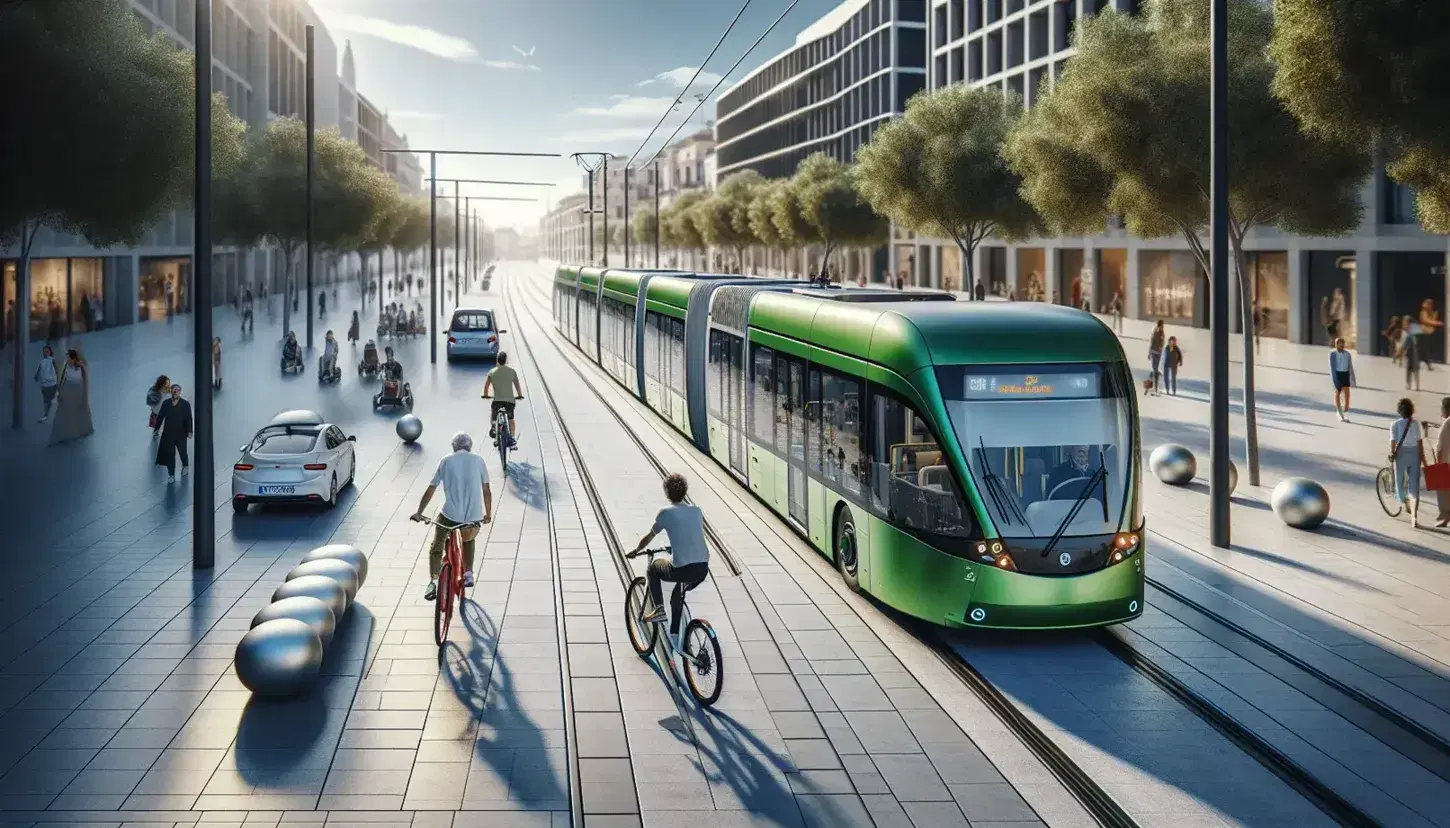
630, 473, 709, 634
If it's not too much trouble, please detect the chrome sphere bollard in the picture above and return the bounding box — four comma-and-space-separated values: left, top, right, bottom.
272, 574, 349, 626
396, 414, 423, 443
1149, 444, 1196, 485
1272, 476, 1330, 529
1228, 461, 1239, 495
251, 596, 337, 648
301, 544, 369, 585
286, 558, 360, 602
235, 618, 324, 698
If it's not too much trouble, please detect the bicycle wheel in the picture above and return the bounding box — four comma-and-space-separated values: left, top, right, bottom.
624, 578, 659, 657
434, 562, 454, 646
682, 619, 723, 706
1377, 467, 1404, 517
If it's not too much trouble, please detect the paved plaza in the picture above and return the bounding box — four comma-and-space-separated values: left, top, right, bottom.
0, 264, 1447, 828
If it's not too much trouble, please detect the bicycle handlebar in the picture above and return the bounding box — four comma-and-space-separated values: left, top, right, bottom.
410, 514, 485, 529
626, 546, 671, 559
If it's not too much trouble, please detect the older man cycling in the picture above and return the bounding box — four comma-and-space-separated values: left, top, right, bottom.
411, 432, 493, 600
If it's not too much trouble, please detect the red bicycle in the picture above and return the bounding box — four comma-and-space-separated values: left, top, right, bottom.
411, 514, 482, 645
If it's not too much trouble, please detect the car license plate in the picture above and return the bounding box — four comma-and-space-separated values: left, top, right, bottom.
259, 485, 295, 495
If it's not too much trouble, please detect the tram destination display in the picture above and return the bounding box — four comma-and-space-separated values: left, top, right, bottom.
961, 371, 1100, 399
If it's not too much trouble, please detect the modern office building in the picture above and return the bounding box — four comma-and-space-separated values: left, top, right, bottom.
918, 0, 1450, 357
713, 0, 927, 279
0, 0, 421, 344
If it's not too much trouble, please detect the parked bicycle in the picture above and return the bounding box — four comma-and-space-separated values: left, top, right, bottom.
411, 514, 480, 645
623, 546, 723, 705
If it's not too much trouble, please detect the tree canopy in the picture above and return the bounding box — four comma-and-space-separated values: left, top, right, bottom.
691, 171, 764, 262
662, 189, 709, 251
856, 84, 1039, 284
632, 207, 658, 246
1271, 0, 1450, 231
793, 153, 885, 273
747, 180, 790, 251
389, 198, 433, 254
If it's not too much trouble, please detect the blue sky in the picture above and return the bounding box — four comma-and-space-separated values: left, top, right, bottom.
309, 0, 843, 231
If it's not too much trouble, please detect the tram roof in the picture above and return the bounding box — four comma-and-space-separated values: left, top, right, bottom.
750, 292, 1124, 375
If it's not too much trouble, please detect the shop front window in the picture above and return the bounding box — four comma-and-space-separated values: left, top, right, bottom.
70, 259, 105, 334
3, 262, 15, 346
1017, 247, 1046, 301
31, 259, 68, 341
941, 244, 962, 293
1247, 252, 1288, 340
1306, 251, 1354, 348
1098, 248, 1127, 313
1058, 249, 1086, 309
139, 257, 190, 322
1140, 250, 1204, 326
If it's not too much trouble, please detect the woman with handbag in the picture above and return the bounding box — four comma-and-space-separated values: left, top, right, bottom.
1434, 398, 1450, 527
1389, 398, 1426, 528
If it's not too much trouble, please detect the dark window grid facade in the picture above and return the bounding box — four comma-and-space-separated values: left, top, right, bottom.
719, 0, 929, 118
718, 62, 896, 150
930, 0, 1105, 92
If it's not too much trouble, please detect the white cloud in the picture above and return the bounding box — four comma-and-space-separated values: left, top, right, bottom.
638, 66, 724, 89
326, 12, 480, 62
561, 125, 658, 143
512, 45, 536, 58
572, 94, 683, 119
484, 59, 541, 71
388, 110, 443, 120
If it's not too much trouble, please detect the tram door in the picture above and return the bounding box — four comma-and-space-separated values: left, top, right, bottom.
728, 335, 747, 476
787, 358, 808, 527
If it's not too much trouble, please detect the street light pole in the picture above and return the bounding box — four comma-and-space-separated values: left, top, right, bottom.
454, 181, 461, 312
587, 169, 596, 265
624, 166, 631, 268
602, 156, 610, 268
305, 24, 315, 350
1209, 0, 1231, 548
654, 161, 661, 268
192, 0, 215, 569
428, 152, 438, 364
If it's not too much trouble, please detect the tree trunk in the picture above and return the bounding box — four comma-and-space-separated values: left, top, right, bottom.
961, 240, 976, 298
1230, 232, 1261, 486
280, 245, 294, 340
10, 222, 37, 429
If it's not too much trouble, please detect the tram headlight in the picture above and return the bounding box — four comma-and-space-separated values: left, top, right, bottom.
974, 540, 1016, 570
1106, 532, 1142, 566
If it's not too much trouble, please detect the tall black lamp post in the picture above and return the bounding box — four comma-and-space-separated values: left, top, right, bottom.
192, 0, 215, 569
305, 24, 315, 349
1209, 0, 1231, 547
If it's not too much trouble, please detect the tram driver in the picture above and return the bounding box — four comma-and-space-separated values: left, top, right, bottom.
1045, 445, 1102, 499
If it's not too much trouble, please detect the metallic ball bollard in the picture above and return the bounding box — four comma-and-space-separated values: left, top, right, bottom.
1149, 444, 1196, 485
235, 618, 323, 698
1228, 461, 1238, 495
396, 414, 423, 444
286, 558, 361, 602
252, 596, 337, 648
301, 543, 369, 585
273, 574, 349, 626
1271, 476, 1330, 529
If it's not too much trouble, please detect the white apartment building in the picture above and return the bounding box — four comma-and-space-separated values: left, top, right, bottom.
1, 0, 421, 343
921, 0, 1450, 358
540, 192, 591, 264
659, 129, 715, 208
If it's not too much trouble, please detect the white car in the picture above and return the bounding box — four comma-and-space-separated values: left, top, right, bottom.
232, 410, 356, 513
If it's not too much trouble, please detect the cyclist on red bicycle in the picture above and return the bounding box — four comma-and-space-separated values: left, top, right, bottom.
412, 431, 493, 600
482, 352, 525, 447
629, 473, 709, 637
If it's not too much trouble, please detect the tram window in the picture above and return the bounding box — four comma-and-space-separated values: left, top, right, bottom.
751, 345, 775, 444
644, 313, 658, 379
788, 359, 806, 463
671, 319, 686, 395
867, 390, 972, 537
821, 369, 862, 494
708, 330, 722, 417
808, 367, 823, 474
775, 353, 792, 455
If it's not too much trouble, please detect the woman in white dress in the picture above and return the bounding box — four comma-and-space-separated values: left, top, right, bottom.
50, 349, 94, 444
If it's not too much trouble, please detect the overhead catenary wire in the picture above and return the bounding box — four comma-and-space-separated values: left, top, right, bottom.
624, 0, 754, 170
639, 0, 804, 170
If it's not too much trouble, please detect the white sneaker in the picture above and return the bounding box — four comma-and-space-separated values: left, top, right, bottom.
167, 475, 176, 483
181, 466, 189, 477
37, 416, 47, 423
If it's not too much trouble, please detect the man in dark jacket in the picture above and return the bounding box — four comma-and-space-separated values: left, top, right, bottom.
154, 384, 193, 483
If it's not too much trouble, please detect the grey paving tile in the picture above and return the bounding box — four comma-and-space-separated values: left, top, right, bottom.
900, 800, 971, 828
579, 757, 637, 815
860, 793, 915, 828
871, 753, 951, 802
949, 782, 1038, 822
795, 792, 873, 827
816, 675, 892, 712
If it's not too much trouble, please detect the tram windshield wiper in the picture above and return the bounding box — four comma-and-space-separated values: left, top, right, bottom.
1041, 457, 1108, 559
975, 438, 1029, 527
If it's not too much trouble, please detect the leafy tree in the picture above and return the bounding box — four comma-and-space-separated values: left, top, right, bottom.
1005, 0, 1370, 485
691, 171, 763, 271
856, 85, 1039, 292
632, 208, 658, 248
794, 154, 886, 279
1271, 1, 1450, 232
386, 198, 431, 298
769, 176, 819, 270
356, 186, 406, 306
0, 0, 246, 426
663, 189, 709, 253
748, 180, 798, 270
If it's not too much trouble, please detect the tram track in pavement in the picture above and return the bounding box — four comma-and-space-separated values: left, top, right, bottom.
513, 270, 1450, 826
506, 271, 1150, 828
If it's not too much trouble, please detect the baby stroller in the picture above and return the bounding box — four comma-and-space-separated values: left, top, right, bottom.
318, 354, 342, 384
358, 341, 381, 378
373, 368, 414, 411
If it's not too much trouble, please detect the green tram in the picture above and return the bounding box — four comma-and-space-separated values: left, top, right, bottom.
551, 265, 1145, 629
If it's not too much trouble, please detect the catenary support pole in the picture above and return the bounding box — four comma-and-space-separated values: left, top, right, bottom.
654, 161, 660, 268
454, 182, 461, 311
602, 156, 610, 268
428, 153, 438, 364
193, 0, 215, 569
305, 25, 315, 350
587, 169, 596, 265
624, 166, 631, 268
1209, 0, 1231, 548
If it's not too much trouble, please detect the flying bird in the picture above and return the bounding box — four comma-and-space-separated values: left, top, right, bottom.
511, 45, 535, 58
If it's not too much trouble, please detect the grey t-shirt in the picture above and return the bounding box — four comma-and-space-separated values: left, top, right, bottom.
431, 450, 490, 524
652, 504, 708, 568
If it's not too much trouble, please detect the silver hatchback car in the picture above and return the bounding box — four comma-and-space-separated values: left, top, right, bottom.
446, 307, 505, 362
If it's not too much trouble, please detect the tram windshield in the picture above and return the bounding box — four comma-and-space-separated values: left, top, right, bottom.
936, 363, 1133, 539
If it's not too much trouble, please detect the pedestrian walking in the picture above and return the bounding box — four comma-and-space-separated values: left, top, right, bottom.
1419, 298, 1443, 371
154, 384, 193, 483
34, 345, 58, 423
1436, 397, 1450, 527
1109, 291, 1124, 332
974, 280, 986, 302
165, 279, 175, 321
1148, 320, 1166, 394
147, 375, 171, 437
212, 337, 223, 390
348, 310, 360, 345
1329, 337, 1356, 421
49, 349, 93, 445
1163, 337, 1183, 395
1389, 397, 1426, 528
1383, 316, 1404, 365
319, 290, 327, 320
241, 288, 254, 335
1398, 316, 1422, 390
1322, 287, 1346, 341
